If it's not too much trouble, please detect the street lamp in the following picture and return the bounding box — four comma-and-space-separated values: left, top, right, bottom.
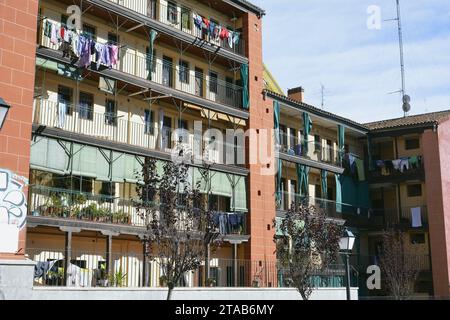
0, 98, 11, 130
339, 228, 355, 300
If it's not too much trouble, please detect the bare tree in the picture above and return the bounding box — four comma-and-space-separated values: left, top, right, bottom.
135, 157, 218, 300
379, 229, 419, 300
275, 201, 344, 300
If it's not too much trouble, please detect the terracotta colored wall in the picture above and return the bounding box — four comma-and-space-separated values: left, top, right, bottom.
0, 0, 39, 259
243, 12, 277, 265
423, 119, 450, 297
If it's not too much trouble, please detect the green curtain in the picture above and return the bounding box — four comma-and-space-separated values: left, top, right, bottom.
367, 135, 374, 171
232, 176, 248, 212
321, 170, 328, 199
240, 63, 249, 110
337, 124, 345, 165
30, 137, 70, 175
297, 165, 310, 197
147, 30, 158, 81
302, 112, 312, 154
72, 145, 99, 178
274, 100, 282, 206
335, 174, 342, 213
210, 172, 232, 197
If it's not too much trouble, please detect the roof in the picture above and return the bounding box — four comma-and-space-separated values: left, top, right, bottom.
365, 110, 450, 131
264, 90, 369, 133
263, 64, 285, 96
227, 0, 265, 16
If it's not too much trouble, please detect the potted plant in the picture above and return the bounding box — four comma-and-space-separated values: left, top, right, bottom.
109, 268, 127, 287
159, 275, 167, 287
97, 263, 109, 287
206, 278, 216, 287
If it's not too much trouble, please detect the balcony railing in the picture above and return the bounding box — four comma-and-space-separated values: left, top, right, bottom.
370, 206, 428, 228
38, 28, 244, 110
104, 0, 245, 56
28, 248, 351, 288
277, 133, 340, 166
33, 99, 244, 166
369, 156, 424, 181
29, 185, 247, 235
276, 192, 349, 219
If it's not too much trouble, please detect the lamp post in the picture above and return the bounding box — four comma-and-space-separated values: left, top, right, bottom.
0, 98, 11, 130
339, 228, 355, 300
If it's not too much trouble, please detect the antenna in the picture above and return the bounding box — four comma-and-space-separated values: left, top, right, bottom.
320, 84, 325, 109
395, 0, 411, 117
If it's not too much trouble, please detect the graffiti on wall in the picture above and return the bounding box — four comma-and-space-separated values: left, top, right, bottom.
0, 169, 28, 230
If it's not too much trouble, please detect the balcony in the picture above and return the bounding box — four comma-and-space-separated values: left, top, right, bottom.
370, 206, 428, 229
28, 185, 247, 236
28, 248, 350, 288
368, 156, 425, 183
33, 99, 245, 167
278, 133, 341, 168
103, 0, 245, 56
38, 28, 244, 111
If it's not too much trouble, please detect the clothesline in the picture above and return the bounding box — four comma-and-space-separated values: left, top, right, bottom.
192, 12, 241, 48
374, 155, 422, 173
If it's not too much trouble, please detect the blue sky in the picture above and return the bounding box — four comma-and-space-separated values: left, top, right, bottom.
254, 0, 450, 123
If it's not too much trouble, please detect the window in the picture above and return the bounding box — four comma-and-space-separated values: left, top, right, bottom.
167, 2, 178, 24
181, 6, 191, 30
72, 176, 93, 193
108, 33, 118, 45
178, 119, 188, 143
410, 233, 425, 244
289, 129, 297, 148
82, 23, 96, 40
225, 77, 234, 98
144, 109, 154, 135
178, 60, 189, 84
314, 135, 321, 152
209, 71, 218, 94
407, 184, 422, 197
105, 99, 116, 126
57, 85, 73, 115
79, 92, 93, 120
61, 14, 68, 27
314, 184, 322, 199
279, 124, 287, 148
405, 138, 420, 150
99, 181, 116, 198
162, 56, 173, 87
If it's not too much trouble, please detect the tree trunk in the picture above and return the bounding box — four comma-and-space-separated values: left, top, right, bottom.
167, 285, 174, 300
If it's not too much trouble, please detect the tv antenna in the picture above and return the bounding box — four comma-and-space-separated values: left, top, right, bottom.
386, 0, 411, 117
320, 83, 325, 109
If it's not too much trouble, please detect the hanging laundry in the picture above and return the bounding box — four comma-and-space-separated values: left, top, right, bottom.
202, 17, 210, 30
355, 158, 365, 181
50, 23, 59, 45
208, 21, 216, 37
392, 159, 402, 171
219, 27, 229, 40
44, 20, 52, 38
78, 35, 92, 68
411, 207, 422, 228
72, 33, 80, 57
232, 31, 240, 45
214, 25, 221, 41
193, 13, 202, 30
399, 157, 410, 172
60, 26, 65, 40
409, 156, 419, 169
109, 45, 119, 66
227, 31, 233, 48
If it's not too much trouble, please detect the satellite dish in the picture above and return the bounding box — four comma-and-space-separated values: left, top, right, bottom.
402, 102, 411, 113
403, 95, 411, 103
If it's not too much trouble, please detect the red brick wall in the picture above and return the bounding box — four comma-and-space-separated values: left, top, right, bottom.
0, 0, 39, 259
423, 119, 450, 297
243, 12, 277, 268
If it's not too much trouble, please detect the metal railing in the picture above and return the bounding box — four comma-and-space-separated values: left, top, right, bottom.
29, 185, 146, 227
104, 0, 245, 56
28, 185, 248, 234
277, 133, 340, 166
38, 28, 244, 110
276, 192, 363, 220
28, 248, 351, 289
32, 99, 245, 166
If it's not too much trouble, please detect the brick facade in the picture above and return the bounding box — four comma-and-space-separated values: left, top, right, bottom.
0, 0, 39, 259
243, 12, 277, 265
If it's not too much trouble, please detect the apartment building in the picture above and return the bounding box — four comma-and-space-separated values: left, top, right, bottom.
2, 0, 450, 299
